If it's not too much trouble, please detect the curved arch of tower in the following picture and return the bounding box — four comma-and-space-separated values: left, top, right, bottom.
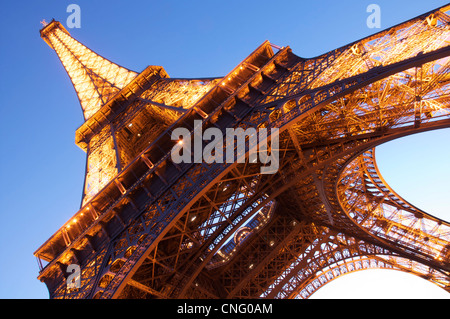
35, 5, 450, 299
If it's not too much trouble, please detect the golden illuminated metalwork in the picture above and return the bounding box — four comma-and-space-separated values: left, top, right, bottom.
40, 20, 218, 204
41, 21, 138, 120
35, 5, 450, 299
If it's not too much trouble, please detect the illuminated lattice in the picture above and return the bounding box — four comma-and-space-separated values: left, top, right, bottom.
42, 22, 137, 120
83, 126, 118, 204
35, 6, 450, 300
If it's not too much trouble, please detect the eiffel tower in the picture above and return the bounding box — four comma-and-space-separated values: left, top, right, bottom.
35, 5, 450, 299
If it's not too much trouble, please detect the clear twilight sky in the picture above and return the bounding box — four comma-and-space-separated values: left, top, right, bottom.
0, 0, 449, 299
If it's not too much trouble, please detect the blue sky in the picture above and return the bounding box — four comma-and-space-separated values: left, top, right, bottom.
0, 0, 449, 299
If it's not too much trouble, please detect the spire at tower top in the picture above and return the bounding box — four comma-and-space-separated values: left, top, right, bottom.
40, 20, 138, 120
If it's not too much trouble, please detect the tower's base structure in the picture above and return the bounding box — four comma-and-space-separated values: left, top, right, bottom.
35, 5, 450, 299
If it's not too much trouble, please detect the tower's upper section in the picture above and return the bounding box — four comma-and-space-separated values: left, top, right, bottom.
40, 20, 138, 120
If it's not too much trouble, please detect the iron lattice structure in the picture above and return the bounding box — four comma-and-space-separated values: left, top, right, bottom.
35, 5, 450, 299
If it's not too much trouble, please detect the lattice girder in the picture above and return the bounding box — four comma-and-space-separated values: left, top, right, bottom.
118, 38, 450, 300
40, 20, 138, 120
337, 149, 450, 271
40, 20, 220, 205
35, 5, 450, 299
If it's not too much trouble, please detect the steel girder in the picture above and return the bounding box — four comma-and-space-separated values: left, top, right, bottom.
35, 5, 450, 299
